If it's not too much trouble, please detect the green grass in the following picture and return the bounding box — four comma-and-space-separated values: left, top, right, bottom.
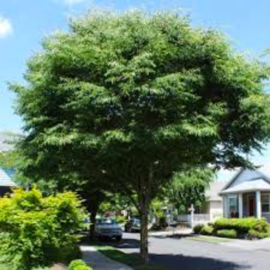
95, 245, 167, 270
188, 235, 231, 243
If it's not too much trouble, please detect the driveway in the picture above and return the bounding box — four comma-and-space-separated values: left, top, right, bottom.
112, 233, 270, 270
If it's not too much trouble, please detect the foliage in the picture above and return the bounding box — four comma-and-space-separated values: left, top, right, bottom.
68, 260, 93, 270
115, 215, 127, 224
214, 218, 260, 233
247, 229, 270, 240
198, 218, 270, 239
216, 229, 237, 238
193, 224, 204, 234
0, 187, 85, 270
11, 10, 270, 262
167, 168, 214, 213
200, 225, 214, 235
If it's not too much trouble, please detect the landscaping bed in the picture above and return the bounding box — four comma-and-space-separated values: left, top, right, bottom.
194, 218, 270, 240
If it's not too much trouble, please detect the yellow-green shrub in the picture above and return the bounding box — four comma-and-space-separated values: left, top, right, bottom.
0, 187, 86, 270
68, 259, 93, 270
217, 229, 237, 238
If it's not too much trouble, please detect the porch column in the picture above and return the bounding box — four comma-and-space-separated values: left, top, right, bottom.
223, 195, 228, 218
256, 191, 262, 219
238, 193, 243, 218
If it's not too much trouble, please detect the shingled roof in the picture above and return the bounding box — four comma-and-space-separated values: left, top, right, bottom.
0, 168, 17, 187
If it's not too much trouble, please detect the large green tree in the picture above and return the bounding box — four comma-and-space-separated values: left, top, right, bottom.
167, 167, 214, 214
11, 11, 270, 263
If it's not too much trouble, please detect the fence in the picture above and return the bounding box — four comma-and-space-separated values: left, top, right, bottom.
177, 214, 211, 227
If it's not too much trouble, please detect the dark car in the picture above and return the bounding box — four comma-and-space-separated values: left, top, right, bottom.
124, 218, 141, 232
95, 218, 123, 241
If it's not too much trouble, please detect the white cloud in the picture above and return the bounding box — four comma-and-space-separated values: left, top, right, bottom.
0, 16, 12, 38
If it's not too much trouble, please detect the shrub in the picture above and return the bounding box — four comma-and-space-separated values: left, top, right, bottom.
214, 218, 258, 233
217, 229, 237, 238
200, 225, 214, 235
68, 259, 93, 270
193, 224, 204, 234
115, 215, 127, 224
253, 218, 269, 233
247, 229, 270, 240
0, 187, 86, 270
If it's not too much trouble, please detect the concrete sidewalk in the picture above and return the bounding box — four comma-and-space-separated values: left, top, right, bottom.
81, 246, 133, 270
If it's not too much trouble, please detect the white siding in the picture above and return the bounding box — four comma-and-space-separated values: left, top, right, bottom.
209, 201, 223, 220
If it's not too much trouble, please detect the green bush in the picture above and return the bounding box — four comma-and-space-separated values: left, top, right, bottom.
193, 224, 204, 234
217, 229, 237, 238
200, 225, 214, 235
0, 187, 86, 270
214, 218, 258, 233
68, 259, 93, 270
253, 218, 269, 232
247, 229, 270, 240
115, 215, 127, 224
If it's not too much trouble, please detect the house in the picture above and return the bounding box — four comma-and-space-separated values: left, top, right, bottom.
0, 168, 17, 196
220, 168, 270, 222
203, 181, 228, 220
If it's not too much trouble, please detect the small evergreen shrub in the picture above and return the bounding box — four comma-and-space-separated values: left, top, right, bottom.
214, 218, 258, 233
0, 187, 86, 270
68, 259, 93, 270
115, 215, 127, 224
193, 224, 204, 234
247, 229, 270, 240
200, 225, 214, 235
217, 229, 237, 238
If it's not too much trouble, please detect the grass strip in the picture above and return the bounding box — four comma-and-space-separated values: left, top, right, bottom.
188, 235, 231, 243
95, 245, 167, 270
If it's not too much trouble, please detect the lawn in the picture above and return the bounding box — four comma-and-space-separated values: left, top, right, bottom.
95, 245, 167, 270
188, 235, 231, 243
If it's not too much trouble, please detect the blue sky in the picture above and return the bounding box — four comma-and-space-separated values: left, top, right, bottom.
1, 0, 270, 176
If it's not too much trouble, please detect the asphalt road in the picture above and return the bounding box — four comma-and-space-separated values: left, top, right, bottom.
112, 233, 270, 270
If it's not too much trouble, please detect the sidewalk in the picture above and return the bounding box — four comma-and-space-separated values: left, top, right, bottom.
81, 246, 133, 270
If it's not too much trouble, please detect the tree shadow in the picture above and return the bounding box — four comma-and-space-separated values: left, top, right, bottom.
147, 252, 252, 270
108, 237, 141, 249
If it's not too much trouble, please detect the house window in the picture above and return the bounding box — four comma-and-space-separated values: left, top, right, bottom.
261, 194, 270, 213
228, 195, 238, 217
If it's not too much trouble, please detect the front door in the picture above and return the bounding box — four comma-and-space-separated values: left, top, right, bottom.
248, 196, 255, 216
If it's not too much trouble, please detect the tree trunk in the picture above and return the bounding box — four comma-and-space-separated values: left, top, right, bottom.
139, 200, 150, 264
89, 209, 97, 240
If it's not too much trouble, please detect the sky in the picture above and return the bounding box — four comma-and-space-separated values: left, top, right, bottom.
1, 0, 270, 178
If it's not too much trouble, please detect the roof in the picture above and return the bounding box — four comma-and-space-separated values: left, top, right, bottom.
0, 168, 17, 187
205, 181, 228, 201
220, 179, 270, 194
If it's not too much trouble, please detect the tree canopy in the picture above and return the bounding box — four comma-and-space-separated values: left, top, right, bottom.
167, 167, 214, 213
11, 11, 270, 263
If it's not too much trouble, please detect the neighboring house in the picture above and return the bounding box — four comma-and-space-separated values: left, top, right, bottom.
0, 168, 17, 196
203, 181, 228, 220
220, 168, 270, 222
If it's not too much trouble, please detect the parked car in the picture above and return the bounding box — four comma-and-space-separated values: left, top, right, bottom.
95, 218, 122, 241
125, 218, 141, 232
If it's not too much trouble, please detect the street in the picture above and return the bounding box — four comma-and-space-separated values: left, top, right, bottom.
112, 233, 270, 270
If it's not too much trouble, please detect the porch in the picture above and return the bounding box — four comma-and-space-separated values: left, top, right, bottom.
222, 190, 270, 222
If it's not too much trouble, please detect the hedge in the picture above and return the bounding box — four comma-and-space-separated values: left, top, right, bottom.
214, 218, 258, 233
216, 229, 237, 239
195, 218, 270, 240
68, 260, 93, 270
